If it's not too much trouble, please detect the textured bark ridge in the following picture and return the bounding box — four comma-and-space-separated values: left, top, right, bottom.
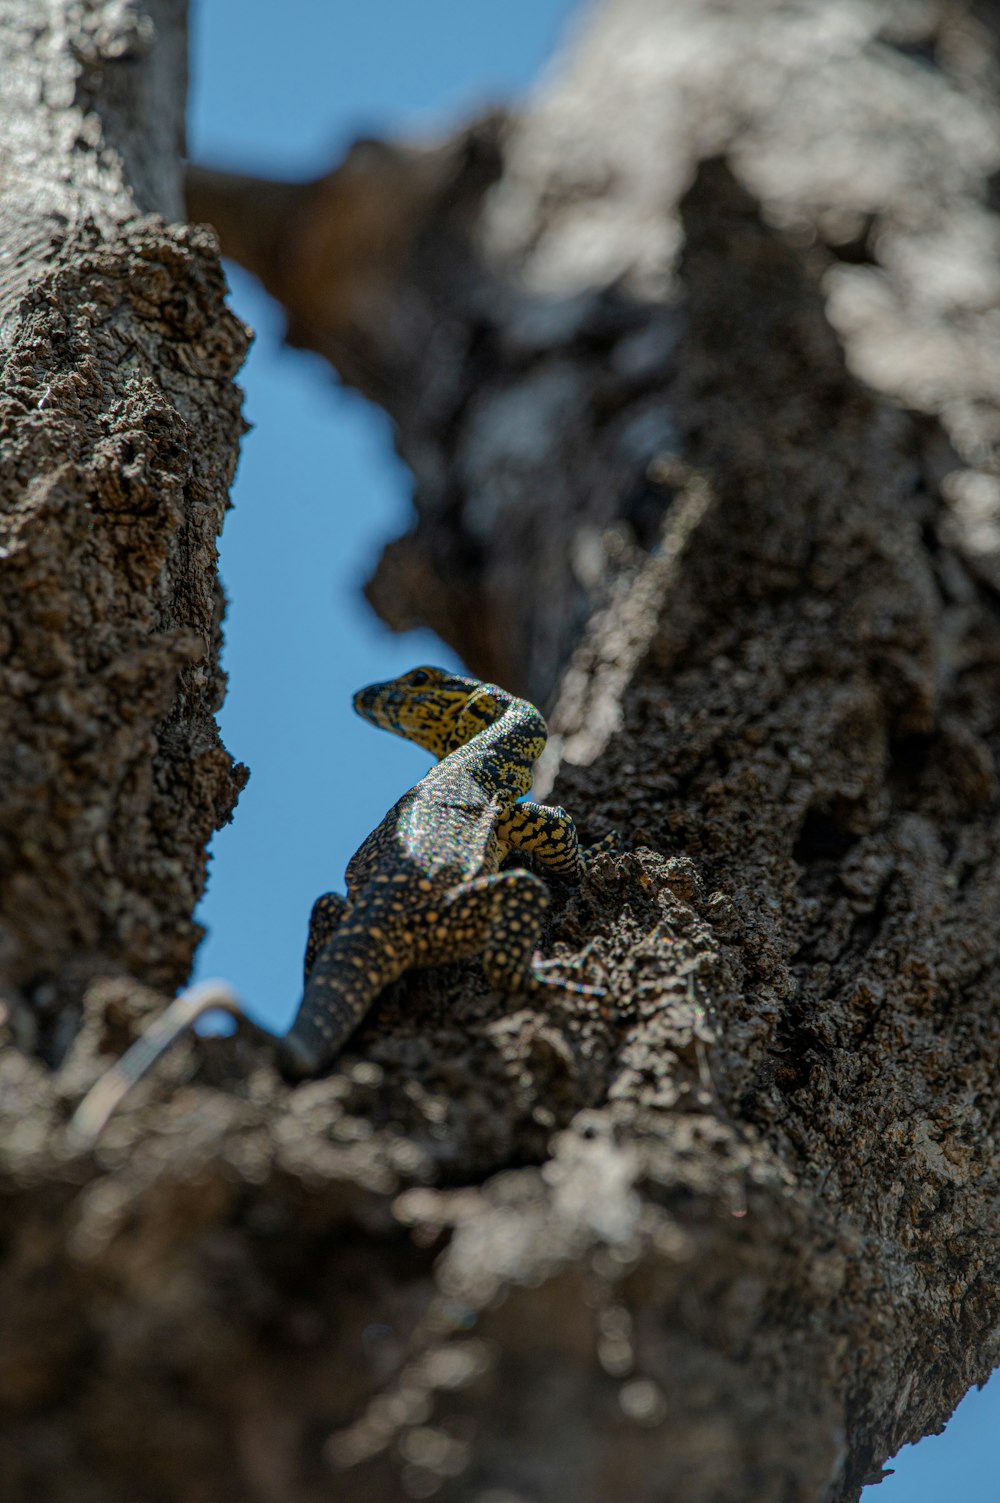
190, 0, 1000, 711
3, 3, 1000, 1503
0, 1, 248, 1051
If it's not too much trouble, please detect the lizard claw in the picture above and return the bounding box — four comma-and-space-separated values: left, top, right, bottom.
531, 957, 606, 998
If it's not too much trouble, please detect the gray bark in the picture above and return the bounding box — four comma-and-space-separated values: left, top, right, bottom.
1, 3, 998, 1503
0, 0, 247, 1067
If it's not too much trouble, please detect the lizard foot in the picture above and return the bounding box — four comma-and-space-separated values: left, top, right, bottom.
531, 956, 606, 998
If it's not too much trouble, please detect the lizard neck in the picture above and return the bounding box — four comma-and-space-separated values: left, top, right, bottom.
444, 692, 547, 796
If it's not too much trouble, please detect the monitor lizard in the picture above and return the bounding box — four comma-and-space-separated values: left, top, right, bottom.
71, 666, 617, 1139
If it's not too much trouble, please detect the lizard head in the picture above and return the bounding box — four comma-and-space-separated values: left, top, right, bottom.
353, 666, 513, 758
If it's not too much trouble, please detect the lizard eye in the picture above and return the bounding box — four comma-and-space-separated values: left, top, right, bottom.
408, 669, 430, 686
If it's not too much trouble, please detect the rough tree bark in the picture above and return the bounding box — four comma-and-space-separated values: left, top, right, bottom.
0, 0, 247, 1048
1, 3, 998, 1503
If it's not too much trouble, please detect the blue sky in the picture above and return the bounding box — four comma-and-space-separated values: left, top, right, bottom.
187, 3, 996, 1494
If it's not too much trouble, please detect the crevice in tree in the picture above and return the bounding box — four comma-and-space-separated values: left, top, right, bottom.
876, 31, 943, 71
792, 807, 860, 869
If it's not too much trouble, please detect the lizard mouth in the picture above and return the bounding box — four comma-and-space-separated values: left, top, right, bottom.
352, 684, 388, 721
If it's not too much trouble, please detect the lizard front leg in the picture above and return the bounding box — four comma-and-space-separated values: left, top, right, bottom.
498, 802, 619, 879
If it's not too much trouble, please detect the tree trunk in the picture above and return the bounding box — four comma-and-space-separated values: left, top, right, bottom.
2, 3, 998, 1503
0, 0, 248, 1050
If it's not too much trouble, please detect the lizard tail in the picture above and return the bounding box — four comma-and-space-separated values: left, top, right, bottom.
276, 987, 369, 1080
278, 928, 398, 1079
68, 980, 244, 1145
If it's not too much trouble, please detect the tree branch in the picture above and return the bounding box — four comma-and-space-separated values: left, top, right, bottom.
2, 3, 998, 1502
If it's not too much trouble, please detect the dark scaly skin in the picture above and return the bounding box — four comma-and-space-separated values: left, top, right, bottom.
70, 668, 616, 1137
281, 666, 617, 1075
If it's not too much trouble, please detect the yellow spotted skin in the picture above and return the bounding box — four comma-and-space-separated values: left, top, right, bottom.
70, 669, 618, 1136
280, 666, 617, 1077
